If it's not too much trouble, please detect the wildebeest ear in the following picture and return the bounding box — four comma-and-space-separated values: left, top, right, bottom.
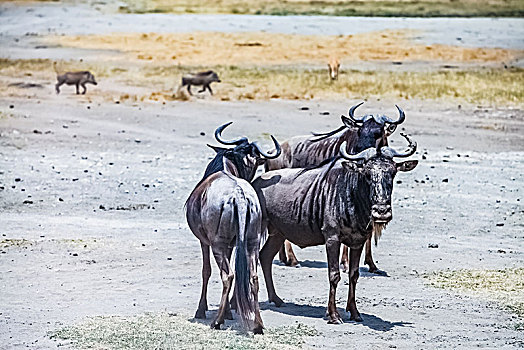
396, 160, 418, 172
207, 144, 227, 153
341, 116, 358, 128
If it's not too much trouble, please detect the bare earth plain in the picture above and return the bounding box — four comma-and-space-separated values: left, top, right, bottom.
0, 2, 523, 350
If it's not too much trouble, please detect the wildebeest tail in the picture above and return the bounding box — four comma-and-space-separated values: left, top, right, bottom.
234, 197, 260, 330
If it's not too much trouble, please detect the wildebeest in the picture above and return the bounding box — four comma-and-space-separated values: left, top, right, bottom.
266, 102, 405, 272
181, 70, 221, 95
253, 134, 417, 323
328, 57, 340, 81
54, 64, 98, 95
185, 122, 281, 334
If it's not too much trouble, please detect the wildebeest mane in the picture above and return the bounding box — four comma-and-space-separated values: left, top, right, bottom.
310, 125, 347, 142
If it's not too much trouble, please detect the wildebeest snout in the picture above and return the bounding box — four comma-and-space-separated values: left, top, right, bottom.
371, 203, 392, 222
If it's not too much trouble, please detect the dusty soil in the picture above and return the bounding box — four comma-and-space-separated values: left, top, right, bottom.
0, 1, 523, 349
0, 94, 523, 349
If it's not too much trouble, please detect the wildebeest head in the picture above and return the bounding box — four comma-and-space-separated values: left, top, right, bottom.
340, 133, 418, 225
341, 102, 405, 153
203, 122, 281, 182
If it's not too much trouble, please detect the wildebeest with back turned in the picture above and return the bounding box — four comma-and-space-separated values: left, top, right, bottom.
54, 63, 98, 95
265, 102, 405, 272
253, 134, 417, 323
181, 70, 221, 95
185, 122, 281, 334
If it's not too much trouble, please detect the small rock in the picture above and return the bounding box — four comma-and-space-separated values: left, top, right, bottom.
15, 178, 21, 182
442, 178, 449, 183
200, 132, 205, 136
319, 111, 330, 115
497, 249, 506, 254
23, 200, 33, 204
496, 223, 504, 227
428, 243, 438, 248
58, 198, 63, 202
134, 139, 141, 143
299, 106, 309, 110
167, 257, 172, 260
33, 129, 42, 134
9, 105, 14, 109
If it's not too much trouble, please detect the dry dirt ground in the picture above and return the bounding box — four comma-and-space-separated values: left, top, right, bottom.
0, 93, 523, 348
0, 2, 523, 349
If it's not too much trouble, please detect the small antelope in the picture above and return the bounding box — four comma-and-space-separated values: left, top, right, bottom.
328, 57, 340, 81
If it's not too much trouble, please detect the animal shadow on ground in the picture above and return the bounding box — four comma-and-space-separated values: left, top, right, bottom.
260, 302, 412, 331
273, 259, 389, 277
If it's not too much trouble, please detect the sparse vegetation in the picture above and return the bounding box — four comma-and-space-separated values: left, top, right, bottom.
46, 31, 521, 66
426, 268, 524, 322
119, 0, 524, 17
50, 312, 319, 349
1, 58, 522, 105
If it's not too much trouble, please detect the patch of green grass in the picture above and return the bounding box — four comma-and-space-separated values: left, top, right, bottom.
119, 0, 524, 17
50, 312, 319, 349
426, 268, 524, 319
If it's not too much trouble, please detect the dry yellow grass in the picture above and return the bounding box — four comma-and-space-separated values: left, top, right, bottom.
1, 59, 522, 105
426, 268, 524, 328
48, 31, 521, 66
118, 0, 524, 17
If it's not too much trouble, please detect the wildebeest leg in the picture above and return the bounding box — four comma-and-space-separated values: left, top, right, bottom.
340, 245, 349, 273
278, 243, 288, 265
75, 83, 80, 95
248, 236, 264, 334
55, 81, 63, 94
325, 236, 343, 324
364, 237, 378, 273
195, 242, 211, 319
210, 246, 234, 329
207, 84, 214, 95
346, 246, 364, 322
186, 84, 193, 95
198, 86, 206, 93
259, 231, 285, 306
284, 240, 299, 266
81, 83, 87, 95
223, 245, 234, 320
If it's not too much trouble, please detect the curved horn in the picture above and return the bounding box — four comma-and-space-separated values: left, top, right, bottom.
380, 133, 417, 158
381, 105, 406, 125
339, 141, 377, 161
253, 135, 281, 159
348, 102, 365, 123
214, 122, 248, 145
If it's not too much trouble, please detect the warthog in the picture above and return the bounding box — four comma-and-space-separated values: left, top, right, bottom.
55, 71, 97, 95
181, 70, 221, 95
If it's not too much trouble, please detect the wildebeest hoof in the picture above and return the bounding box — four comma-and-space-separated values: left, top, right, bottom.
286, 259, 300, 267
350, 313, 363, 322
270, 295, 284, 307
194, 309, 206, 319
253, 325, 264, 335
327, 314, 344, 324
373, 269, 388, 276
